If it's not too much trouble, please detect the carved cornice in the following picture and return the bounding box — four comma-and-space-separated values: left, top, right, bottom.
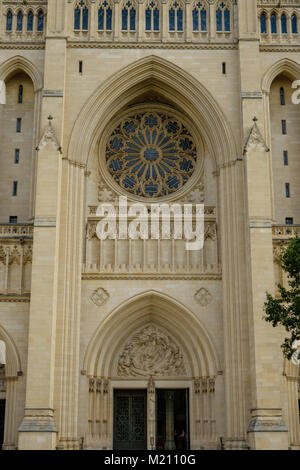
0, 295, 30, 303
82, 273, 222, 280
260, 45, 300, 53
0, 42, 45, 49
67, 41, 238, 50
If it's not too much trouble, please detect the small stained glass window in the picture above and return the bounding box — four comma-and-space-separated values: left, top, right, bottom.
130, 8, 136, 31
98, 8, 104, 29
216, 8, 222, 31
37, 11, 44, 31
192, 8, 199, 32
6, 11, 13, 31
291, 14, 298, 34
281, 14, 287, 34
153, 8, 159, 31
260, 13, 266, 34
74, 7, 81, 29
177, 9, 183, 32
107, 8, 112, 30
201, 8, 207, 31
224, 8, 230, 31
16, 11, 23, 31
82, 7, 89, 30
169, 9, 175, 31
145, 8, 151, 30
122, 8, 128, 30
27, 11, 34, 31
271, 14, 277, 34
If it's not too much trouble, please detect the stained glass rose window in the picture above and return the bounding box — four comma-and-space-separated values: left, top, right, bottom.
105, 111, 197, 198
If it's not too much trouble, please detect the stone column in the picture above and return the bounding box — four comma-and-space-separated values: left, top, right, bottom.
54, 158, 85, 450
218, 158, 249, 450
2, 377, 18, 450
147, 377, 155, 449
165, 391, 175, 450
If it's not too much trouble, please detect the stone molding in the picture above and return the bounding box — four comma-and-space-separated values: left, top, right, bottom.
18, 408, 58, 433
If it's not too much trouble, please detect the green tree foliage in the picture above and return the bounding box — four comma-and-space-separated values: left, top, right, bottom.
264, 235, 300, 360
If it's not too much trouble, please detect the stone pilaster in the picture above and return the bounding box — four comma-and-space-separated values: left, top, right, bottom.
18, 119, 62, 450
243, 119, 288, 450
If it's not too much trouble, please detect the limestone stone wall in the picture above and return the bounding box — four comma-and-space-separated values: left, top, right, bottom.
270, 74, 300, 225
0, 73, 34, 224
0, 0, 300, 452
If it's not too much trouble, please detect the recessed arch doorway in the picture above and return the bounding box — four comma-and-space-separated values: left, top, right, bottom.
83, 290, 222, 450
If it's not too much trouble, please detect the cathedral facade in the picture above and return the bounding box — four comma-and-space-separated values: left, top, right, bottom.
0, 0, 299, 450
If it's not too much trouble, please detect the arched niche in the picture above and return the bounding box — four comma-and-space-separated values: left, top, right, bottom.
0, 56, 43, 221
83, 290, 222, 450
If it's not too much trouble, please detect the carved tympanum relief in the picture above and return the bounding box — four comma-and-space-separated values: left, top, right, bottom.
117, 325, 187, 377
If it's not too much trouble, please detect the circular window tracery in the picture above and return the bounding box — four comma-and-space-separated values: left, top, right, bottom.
105, 111, 198, 198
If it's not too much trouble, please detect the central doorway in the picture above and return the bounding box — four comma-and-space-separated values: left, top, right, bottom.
156, 389, 189, 450
113, 389, 147, 450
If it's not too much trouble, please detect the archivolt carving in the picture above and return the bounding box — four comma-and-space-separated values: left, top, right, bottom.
117, 325, 187, 377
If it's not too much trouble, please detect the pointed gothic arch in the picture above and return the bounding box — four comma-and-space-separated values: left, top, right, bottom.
68, 55, 237, 170
83, 290, 221, 378
262, 58, 300, 93
0, 55, 43, 92
0, 325, 21, 378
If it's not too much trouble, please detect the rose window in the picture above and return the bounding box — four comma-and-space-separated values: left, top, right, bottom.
105, 111, 197, 198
